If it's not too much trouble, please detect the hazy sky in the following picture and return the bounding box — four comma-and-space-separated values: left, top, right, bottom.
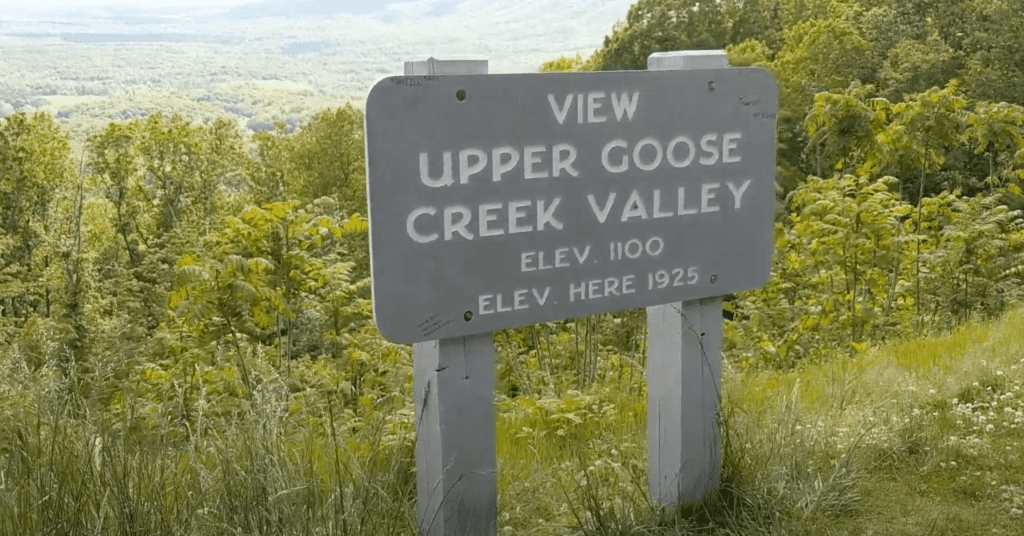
10, 0, 245, 6
0, 0, 441, 15
0, 0, 245, 11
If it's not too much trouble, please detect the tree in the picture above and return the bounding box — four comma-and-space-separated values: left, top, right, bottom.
877, 82, 968, 328
89, 121, 146, 268
199, 116, 252, 226
731, 173, 911, 366
769, 15, 877, 194
916, 191, 1024, 328
956, 0, 1024, 105
803, 82, 888, 177
250, 122, 292, 205
539, 53, 594, 73
171, 252, 279, 394
174, 199, 372, 365
0, 112, 74, 327
285, 105, 367, 215
879, 83, 968, 202
771, 16, 876, 112
726, 39, 773, 67
878, 34, 960, 101
726, 0, 785, 52
595, 0, 730, 71
965, 102, 1024, 196
87, 112, 252, 334
135, 113, 216, 239
852, 5, 926, 80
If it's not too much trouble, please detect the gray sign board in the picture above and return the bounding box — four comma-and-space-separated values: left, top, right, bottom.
365, 68, 777, 343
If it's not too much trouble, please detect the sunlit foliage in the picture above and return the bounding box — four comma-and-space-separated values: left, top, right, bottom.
2, 0, 1024, 532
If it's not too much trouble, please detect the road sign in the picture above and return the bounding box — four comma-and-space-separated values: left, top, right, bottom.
365, 68, 777, 343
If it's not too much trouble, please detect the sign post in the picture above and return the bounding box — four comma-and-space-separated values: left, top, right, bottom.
363, 53, 777, 530
646, 50, 728, 505
405, 58, 497, 536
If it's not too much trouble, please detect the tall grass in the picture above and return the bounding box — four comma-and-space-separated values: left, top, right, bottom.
491, 305, 1024, 535
0, 353, 417, 536
2, 305, 1023, 534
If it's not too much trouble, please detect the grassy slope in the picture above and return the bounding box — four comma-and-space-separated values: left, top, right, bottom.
728, 304, 1024, 535
497, 305, 1024, 535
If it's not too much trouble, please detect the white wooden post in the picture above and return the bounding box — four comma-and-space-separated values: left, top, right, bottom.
646, 50, 728, 505
406, 57, 497, 536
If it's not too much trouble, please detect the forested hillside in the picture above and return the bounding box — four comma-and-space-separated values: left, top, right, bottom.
2, 0, 1024, 534
543, 0, 1024, 367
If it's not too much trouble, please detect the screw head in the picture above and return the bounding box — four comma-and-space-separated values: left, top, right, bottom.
464, 311, 473, 321
710, 274, 718, 283
456, 89, 467, 101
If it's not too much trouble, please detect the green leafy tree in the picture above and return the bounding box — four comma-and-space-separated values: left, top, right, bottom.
803, 82, 888, 177
771, 16, 876, 112
170, 252, 280, 394
769, 14, 877, 194
174, 199, 372, 364
135, 113, 218, 238
169, 198, 386, 412
964, 102, 1024, 196
916, 191, 1024, 328
775, 0, 835, 23
726, 0, 785, 52
730, 174, 912, 367
539, 53, 594, 73
956, 0, 1024, 105
88, 121, 146, 269
87, 118, 171, 336
726, 39, 773, 67
87, 113, 251, 334
595, 0, 730, 71
285, 105, 367, 214
307, 211, 372, 362
876, 82, 968, 326
250, 121, 292, 205
878, 34, 960, 101
0, 112, 74, 328
201, 116, 253, 220
852, 5, 926, 78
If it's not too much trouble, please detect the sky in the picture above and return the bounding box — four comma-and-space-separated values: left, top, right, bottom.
3, 0, 250, 7
0, 0, 459, 17
1, 0, 401, 6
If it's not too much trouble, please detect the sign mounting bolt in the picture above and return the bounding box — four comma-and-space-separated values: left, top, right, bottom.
464, 311, 473, 321
710, 274, 718, 283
